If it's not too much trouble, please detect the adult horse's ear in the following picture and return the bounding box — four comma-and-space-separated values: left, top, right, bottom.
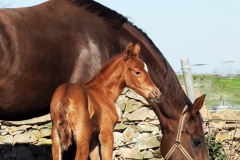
124, 43, 133, 61
190, 94, 206, 116
133, 43, 141, 57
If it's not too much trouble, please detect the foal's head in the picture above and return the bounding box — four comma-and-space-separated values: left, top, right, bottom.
122, 43, 160, 101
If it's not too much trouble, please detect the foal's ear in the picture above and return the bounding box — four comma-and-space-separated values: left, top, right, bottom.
190, 94, 206, 116
133, 43, 141, 57
124, 43, 133, 61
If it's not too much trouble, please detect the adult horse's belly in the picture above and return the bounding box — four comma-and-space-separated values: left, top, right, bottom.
0, 72, 65, 120
0, 55, 101, 120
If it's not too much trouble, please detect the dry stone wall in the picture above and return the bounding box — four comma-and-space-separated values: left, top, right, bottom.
206, 109, 240, 160
0, 87, 239, 160
0, 121, 52, 160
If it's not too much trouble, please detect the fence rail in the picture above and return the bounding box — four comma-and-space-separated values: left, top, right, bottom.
175, 59, 240, 74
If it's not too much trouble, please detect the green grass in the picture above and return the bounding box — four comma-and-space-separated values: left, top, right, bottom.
177, 75, 240, 109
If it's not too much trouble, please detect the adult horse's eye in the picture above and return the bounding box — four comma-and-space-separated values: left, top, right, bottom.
189, 116, 196, 121
192, 139, 202, 147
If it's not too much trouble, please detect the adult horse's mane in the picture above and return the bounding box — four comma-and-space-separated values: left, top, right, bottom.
69, 0, 127, 28
67, 0, 191, 104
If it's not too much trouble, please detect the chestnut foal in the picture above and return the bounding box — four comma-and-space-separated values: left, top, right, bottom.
50, 43, 160, 160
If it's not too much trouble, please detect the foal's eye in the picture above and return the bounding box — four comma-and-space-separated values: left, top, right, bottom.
135, 71, 141, 75
192, 139, 202, 147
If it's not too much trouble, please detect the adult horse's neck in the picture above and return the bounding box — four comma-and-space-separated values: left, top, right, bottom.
84, 57, 125, 103
119, 22, 191, 121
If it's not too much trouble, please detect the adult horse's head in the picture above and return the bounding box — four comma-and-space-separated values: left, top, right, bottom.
160, 95, 209, 160
122, 43, 160, 102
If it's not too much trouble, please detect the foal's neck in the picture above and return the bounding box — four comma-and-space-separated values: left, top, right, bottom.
84, 59, 126, 103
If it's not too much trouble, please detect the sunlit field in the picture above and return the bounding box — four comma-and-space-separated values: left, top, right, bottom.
177, 75, 240, 111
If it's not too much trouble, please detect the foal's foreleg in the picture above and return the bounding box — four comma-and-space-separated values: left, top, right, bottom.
89, 138, 101, 160
99, 129, 114, 160
51, 125, 62, 160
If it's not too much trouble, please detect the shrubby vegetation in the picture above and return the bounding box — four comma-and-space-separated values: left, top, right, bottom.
206, 134, 227, 160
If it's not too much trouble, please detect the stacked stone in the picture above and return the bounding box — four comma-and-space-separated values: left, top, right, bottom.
206, 109, 240, 160
221, 141, 240, 160
113, 88, 162, 160
0, 121, 52, 160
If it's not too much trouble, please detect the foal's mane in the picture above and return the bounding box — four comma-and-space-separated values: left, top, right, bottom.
68, 0, 190, 104
84, 53, 123, 86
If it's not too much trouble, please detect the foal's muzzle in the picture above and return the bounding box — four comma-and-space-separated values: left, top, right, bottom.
149, 89, 161, 102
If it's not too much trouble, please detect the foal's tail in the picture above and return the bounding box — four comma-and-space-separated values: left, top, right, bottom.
58, 98, 72, 150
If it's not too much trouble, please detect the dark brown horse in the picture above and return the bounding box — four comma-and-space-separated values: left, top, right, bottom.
0, 0, 209, 159
50, 43, 160, 160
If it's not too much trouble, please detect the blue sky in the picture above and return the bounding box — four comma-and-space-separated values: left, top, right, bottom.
5, 0, 240, 74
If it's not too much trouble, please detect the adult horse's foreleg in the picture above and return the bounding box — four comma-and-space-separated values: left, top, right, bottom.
89, 138, 101, 160
99, 128, 114, 160
51, 125, 62, 160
